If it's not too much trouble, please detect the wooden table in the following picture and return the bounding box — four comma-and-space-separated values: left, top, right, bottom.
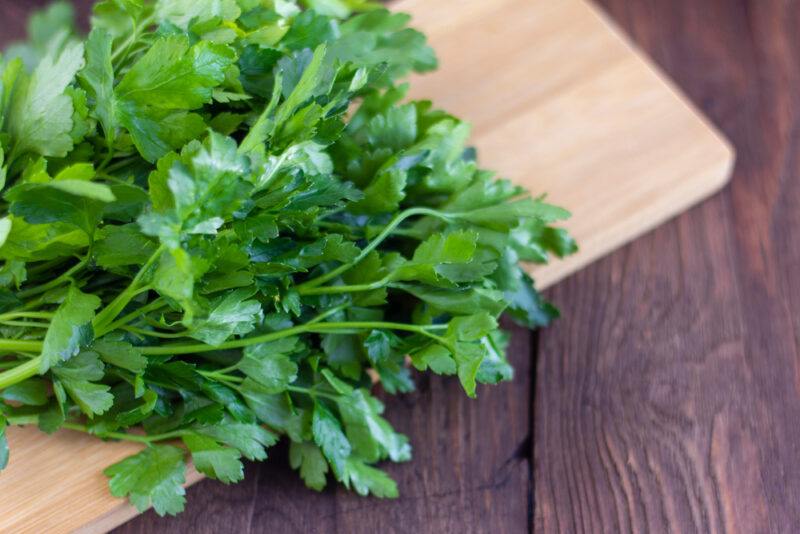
4, 1, 800, 532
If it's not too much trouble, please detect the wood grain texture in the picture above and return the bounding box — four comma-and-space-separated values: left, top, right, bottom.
534, 0, 800, 532
0, 0, 738, 532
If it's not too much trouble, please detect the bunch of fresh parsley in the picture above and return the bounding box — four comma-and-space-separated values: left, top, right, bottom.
0, 0, 576, 516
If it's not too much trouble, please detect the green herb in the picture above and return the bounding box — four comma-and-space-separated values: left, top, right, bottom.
0, 0, 576, 516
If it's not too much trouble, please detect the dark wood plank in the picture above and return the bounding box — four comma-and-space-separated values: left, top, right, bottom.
534, 0, 800, 532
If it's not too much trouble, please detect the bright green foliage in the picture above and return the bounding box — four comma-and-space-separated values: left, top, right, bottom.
40, 287, 101, 373
183, 433, 244, 484
104, 444, 187, 515
0, 0, 575, 517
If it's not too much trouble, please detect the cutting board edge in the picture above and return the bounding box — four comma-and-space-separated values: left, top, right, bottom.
532, 149, 735, 290
524, 0, 738, 290
582, 0, 737, 176
72, 469, 205, 534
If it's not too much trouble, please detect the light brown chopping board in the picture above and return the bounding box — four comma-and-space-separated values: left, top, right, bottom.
0, 0, 734, 532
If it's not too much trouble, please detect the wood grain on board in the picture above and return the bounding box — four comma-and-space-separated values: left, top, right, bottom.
0, 0, 736, 532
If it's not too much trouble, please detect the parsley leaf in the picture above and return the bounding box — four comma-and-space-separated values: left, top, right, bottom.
104, 444, 187, 515
40, 287, 101, 373
183, 433, 244, 484
289, 440, 329, 491
6, 40, 85, 161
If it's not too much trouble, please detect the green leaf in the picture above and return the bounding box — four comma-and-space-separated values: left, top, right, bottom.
93, 339, 147, 374
7, 39, 84, 159
391, 230, 490, 286
503, 271, 559, 328
411, 343, 456, 375
79, 29, 117, 144
239, 337, 299, 393
116, 36, 234, 110
363, 329, 393, 365
116, 103, 207, 163
289, 441, 328, 491
6, 1, 75, 69
201, 382, 256, 423
274, 45, 331, 128
139, 132, 252, 243
446, 313, 497, 342
280, 11, 335, 52
342, 458, 398, 498
6, 179, 116, 235
332, 9, 436, 84
190, 288, 263, 346
104, 445, 187, 516
239, 380, 304, 442
338, 388, 410, 463
152, 248, 194, 308
0, 378, 48, 406
476, 330, 513, 385
183, 433, 244, 484
349, 168, 406, 215
94, 224, 158, 269
196, 422, 278, 461
41, 287, 101, 373
321, 333, 362, 380
396, 284, 506, 317
439, 313, 499, 397
311, 402, 351, 478
53, 351, 114, 417
115, 36, 235, 161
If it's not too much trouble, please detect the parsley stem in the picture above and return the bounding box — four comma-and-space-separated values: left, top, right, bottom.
0, 320, 50, 328
0, 356, 41, 390
296, 207, 457, 291
102, 155, 140, 174
0, 339, 44, 351
305, 303, 349, 324
308, 322, 451, 346
198, 371, 242, 387
297, 277, 391, 296
94, 246, 165, 336
0, 311, 54, 321
285, 385, 339, 401
138, 321, 448, 356
17, 254, 89, 299
27, 258, 67, 276
102, 297, 167, 334
61, 422, 188, 444
121, 325, 189, 339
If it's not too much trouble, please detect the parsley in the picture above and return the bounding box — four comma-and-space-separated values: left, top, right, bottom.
0, 0, 577, 516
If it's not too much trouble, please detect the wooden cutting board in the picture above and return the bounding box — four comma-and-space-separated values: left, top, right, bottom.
0, 0, 734, 532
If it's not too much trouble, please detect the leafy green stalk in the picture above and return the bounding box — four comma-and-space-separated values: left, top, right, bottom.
0, 0, 576, 516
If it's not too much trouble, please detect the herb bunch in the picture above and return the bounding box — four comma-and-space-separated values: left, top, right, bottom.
0, 0, 575, 515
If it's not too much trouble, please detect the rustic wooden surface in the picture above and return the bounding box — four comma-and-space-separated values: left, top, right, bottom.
1, 0, 794, 533
534, 1, 800, 533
